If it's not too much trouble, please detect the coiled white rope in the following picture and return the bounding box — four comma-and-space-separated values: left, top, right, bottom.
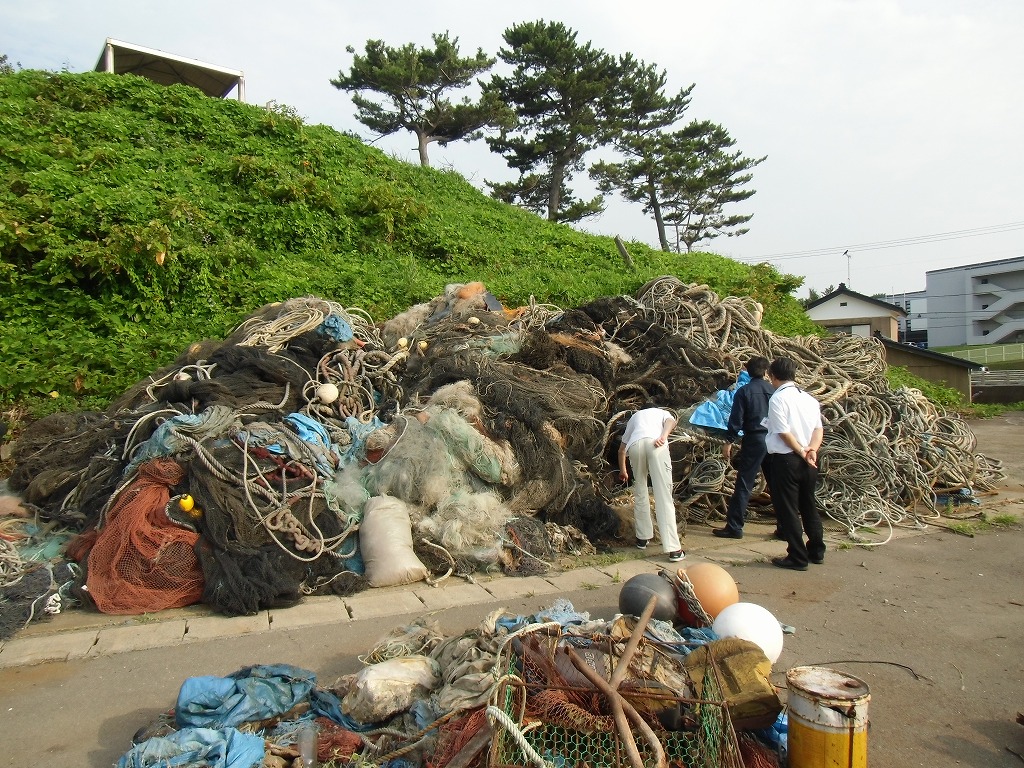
485, 705, 553, 768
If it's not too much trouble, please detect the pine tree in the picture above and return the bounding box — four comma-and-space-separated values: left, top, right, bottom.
484, 21, 629, 223
591, 67, 694, 250
659, 121, 765, 252
331, 33, 511, 167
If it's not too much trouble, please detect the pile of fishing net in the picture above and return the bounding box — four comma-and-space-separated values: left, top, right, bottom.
3, 277, 1006, 622
116, 599, 783, 768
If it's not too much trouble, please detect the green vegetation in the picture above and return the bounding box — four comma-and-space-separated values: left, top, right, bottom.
594, 120, 764, 253
331, 33, 512, 168
884, 365, 1024, 417
962, 401, 1024, 418
941, 512, 1021, 536
0, 69, 815, 416
336, 21, 763, 241
485, 20, 630, 223
931, 342, 1024, 369
884, 366, 965, 409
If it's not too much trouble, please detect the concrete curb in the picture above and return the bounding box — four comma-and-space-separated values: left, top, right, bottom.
0, 521, 936, 668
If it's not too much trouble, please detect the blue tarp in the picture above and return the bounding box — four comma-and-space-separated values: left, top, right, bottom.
317, 314, 354, 342
688, 370, 751, 432
116, 727, 265, 768
176, 663, 317, 729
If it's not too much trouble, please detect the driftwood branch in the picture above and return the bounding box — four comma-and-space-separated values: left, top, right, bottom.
565, 595, 668, 768
614, 236, 634, 269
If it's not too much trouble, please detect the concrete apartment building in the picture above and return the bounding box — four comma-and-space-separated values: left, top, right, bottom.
925, 256, 1024, 348
883, 289, 928, 347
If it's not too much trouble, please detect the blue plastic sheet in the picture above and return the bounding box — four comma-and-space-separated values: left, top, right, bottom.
115, 726, 264, 768
751, 710, 788, 764
309, 687, 376, 731
934, 488, 980, 506
689, 371, 750, 432
285, 412, 333, 450
342, 415, 386, 465
176, 664, 317, 729
317, 314, 354, 342
495, 598, 594, 632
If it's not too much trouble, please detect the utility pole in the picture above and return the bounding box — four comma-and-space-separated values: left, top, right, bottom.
844, 249, 850, 287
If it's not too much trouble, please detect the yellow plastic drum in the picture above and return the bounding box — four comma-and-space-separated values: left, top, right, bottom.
786, 666, 870, 768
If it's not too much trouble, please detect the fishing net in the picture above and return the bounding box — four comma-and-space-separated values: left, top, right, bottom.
314, 717, 364, 763
545, 521, 599, 558
84, 458, 205, 614
363, 416, 463, 509
428, 707, 490, 768
196, 543, 301, 616
498, 516, 553, 576
491, 625, 744, 768
6, 278, 1010, 621
0, 560, 79, 640
737, 732, 782, 768
7, 410, 125, 527
546, 494, 621, 546
416, 490, 508, 561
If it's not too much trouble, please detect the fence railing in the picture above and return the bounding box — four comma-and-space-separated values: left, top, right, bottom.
950, 343, 1024, 364
970, 370, 1024, 386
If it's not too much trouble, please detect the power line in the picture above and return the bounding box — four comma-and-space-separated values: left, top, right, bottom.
734, 221, 1024, 263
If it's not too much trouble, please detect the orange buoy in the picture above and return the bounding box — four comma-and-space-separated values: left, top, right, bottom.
678, 562, 739, 621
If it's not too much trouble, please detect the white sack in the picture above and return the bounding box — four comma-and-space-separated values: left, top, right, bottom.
341, 655, 440, 723
360, 495, 428, 587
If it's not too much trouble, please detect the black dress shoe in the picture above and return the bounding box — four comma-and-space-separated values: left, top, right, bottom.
810, 556, 824, 564
712, 528, 743, 539
771, 556, 808, 571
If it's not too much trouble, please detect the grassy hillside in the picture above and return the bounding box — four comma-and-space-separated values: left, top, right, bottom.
0, 69, 816, 412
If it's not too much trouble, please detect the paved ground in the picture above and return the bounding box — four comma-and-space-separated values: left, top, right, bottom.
0, 518, 796, 669
4, 413, 1022, 670
0, 413, 1021, 767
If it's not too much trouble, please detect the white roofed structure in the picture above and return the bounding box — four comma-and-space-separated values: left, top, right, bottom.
94, 38, 245, 101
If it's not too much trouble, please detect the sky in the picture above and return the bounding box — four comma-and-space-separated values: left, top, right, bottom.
3, 1, 1023, 299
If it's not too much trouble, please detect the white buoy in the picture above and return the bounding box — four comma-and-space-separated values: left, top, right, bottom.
712, 602, 784, 664
316, 382, 340, 404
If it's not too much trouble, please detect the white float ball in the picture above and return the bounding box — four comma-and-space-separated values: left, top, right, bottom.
712, 602, 784, 664
316, 382, 340, 404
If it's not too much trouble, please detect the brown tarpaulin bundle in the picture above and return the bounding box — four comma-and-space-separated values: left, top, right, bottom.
85, 458, 204, 614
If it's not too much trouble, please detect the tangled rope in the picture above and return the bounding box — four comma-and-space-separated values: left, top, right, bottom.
8, 277, 1010, 623
628, 276, 1005, 539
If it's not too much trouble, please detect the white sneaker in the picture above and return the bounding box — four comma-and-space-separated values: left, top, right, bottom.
667, 550, 685, 562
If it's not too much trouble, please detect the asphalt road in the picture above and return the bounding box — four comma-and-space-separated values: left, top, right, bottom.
1, 412, 1022, 767
1, 521, 1022, 768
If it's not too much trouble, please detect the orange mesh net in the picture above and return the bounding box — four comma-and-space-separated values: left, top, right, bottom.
527, 688, 615, 732
65, 526, 98, 563
738, 732, 781, 767
314, 717, 363, 763
513, 635, 618, 733
429, 707, 488, 768
85, 459, 204, 614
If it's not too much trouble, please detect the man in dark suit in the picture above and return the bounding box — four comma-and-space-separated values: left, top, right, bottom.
713, 356, 774, 539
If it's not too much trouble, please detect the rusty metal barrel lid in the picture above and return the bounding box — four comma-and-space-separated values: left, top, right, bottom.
786, 666, 871, 701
